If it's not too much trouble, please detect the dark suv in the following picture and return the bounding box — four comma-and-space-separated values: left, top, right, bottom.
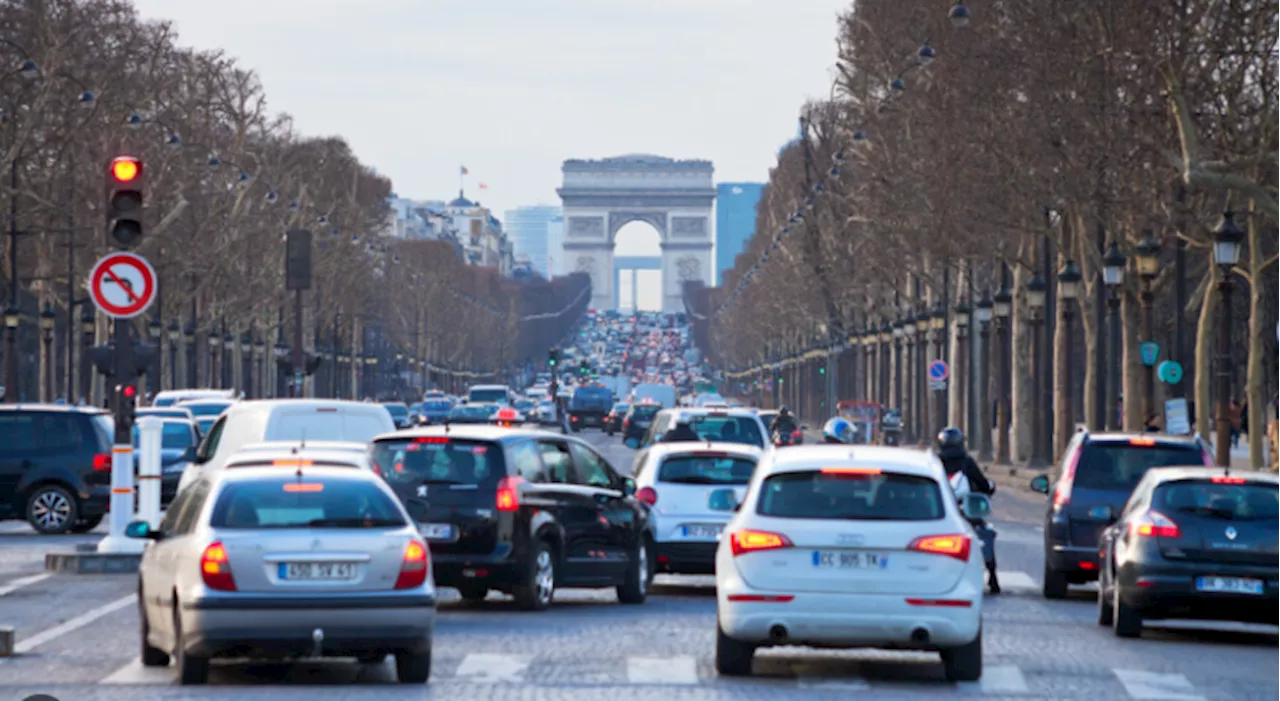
0, 405, 114, 533
1031, 431, 1211, 598
370, 425, 654, 611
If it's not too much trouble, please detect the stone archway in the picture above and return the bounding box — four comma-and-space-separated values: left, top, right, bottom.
556, 154, 716, 311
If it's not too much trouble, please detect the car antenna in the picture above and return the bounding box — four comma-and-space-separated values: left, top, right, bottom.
300, 429, 306, 450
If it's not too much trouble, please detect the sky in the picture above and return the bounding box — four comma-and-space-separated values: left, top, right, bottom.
128, 0, 850, 222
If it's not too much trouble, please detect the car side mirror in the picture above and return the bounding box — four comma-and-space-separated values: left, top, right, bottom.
707, 488, 738, 512
1029, 474, 1050, 494
622, 477, 636, 496
960, 493, 992, 521
125, 520, 161, 540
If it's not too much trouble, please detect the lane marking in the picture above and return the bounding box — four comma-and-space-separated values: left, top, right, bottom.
995, 570, 1039, 592
14, 594, 135, 655
101, 659, 172, 685
1113, 668, 1206, 701
626, 655, 698, 684
959, 664, 1028, 694
0, 572, 52, 596
453, 653, 531, 683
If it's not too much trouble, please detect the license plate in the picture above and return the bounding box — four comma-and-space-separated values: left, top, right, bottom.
1196, 576, 1264, 594
682, 524, 722, 539
279, 562, 356, 581
812, 550, 888, 569
420, 523, 454, 540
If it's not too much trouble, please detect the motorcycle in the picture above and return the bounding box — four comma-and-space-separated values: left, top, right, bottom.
772, 428, 803, 447
950, 471, 1000, 593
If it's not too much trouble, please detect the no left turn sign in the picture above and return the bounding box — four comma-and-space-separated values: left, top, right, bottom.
89, 252, 157, 319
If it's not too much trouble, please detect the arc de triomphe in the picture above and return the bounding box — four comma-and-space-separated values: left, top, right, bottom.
556, 154, 716, 312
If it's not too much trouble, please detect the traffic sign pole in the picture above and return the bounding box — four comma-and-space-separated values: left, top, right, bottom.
96, 442, 142, 554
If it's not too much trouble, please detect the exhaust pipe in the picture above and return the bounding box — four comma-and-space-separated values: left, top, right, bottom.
910, 627, 930, 645
768, 624, 789, 643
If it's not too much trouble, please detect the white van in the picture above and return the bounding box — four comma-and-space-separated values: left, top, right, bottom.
178, 399, 396, 492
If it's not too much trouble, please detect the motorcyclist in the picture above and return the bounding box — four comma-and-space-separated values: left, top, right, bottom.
821, 417, 855, 444
769, 406, 799, 444
934, 427, 1000, 593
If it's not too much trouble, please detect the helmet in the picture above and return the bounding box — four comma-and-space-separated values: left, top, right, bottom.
778, 406, 791, 417
822, 417, 855, 444
935, 426, 967, 459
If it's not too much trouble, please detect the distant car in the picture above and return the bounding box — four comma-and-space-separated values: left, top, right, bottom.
418, 399, 452, 425
383, 403, 412, 429
152, 389, 236, 408
622, 402, 660, 443
175, 398, 237, 435
447, 405, 491, 424
138, 407, 197, 423
133, 418, 201, 506
605, 403, 630, 435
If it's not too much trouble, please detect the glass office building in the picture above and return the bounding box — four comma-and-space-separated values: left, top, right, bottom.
714, 183, 764, 285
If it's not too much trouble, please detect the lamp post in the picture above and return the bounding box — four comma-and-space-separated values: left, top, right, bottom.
954, 300, 970, 434
254, 335, 265, 398
1102, 241, 1126, 430
222, 333, 234, 389
207, 332, 220, 388
240, 333, 253, 398
148, 319, 162, 397
879, 322, 892, 407
892, 319, 904, 412
916, 308, 929, 444
183, 325, 195, 389
903, 314, 917, 443
1057, 260, 1082, 459
975, 290, 993, 462
80, 307, 95, 403
274, 342, 289, 397
1026, 273, 1048, 468
1135, 231, 1160, 423
993, 283, 1012, 463
39, 304, 55, 401
931, 303, 947, 436
1212, 211, 1244, 466
3, 306, 19, 401
166, 320, 180, 390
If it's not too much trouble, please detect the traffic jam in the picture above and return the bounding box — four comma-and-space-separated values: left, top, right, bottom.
0, 311, 1274, 699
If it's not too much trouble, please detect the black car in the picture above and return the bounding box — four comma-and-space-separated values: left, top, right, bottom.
1095, 468, 1278, 638
419, 399, 452, 425
605, 403, 630, 435
622, 403, 660, 443
568, 386, 612, 430
0, 405, 114, 533
370, 426, 653, 610
1031, 431, 1211, 599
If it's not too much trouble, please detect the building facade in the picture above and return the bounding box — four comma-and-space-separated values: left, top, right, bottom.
504, 205, 562, 279
446, 190, 512, 275
714, 182, 764, 286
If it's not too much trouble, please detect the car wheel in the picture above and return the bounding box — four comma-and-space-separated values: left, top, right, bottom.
457, 584, 488, 603
395, 648, 432, 683
26, 485, 78, 534
617, 538, 649, 604
1042, 562, 1069, 599
1112, 585, 1143, 638
513, 541, 555, 611
1097, 565, 1114, 626
173, 606, 209, 684
70, 516, 103, 534
941, 628, 983, 682
138, 588, 170, 667
714, 622, 755, 676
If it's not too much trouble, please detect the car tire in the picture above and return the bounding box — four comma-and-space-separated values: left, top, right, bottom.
714, 622, 755, 676
941, 628, 983, 682
1042, 562, 1069, 599
457, 584, 488, 603
1112, 585, 1143, 638
173, 606, 209, 685
513, 540, 555, 611
138, 589, 170, 667
26, 484, 79, 534
395, 648, 432, 683
1097, 567, 1114, 626
616, 538, 649, 604
70, 516, 103, 534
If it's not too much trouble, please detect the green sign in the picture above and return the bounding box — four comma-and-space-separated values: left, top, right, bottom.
1157, 360, 1184, 384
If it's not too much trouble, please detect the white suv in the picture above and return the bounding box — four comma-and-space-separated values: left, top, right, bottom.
714, 445, 987, 682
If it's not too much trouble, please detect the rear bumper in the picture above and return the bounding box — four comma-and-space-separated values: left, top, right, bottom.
432, 551, 524, 588
1047, 544, 1101, 581
654, 541, 718, 575
1118, 563, 1280, 624
80, 485, 110, 517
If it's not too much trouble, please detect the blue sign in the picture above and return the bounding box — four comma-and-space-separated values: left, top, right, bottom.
1157, 360, 1184, 385
928, 360, 950, 382
1140, 342, 1160, 367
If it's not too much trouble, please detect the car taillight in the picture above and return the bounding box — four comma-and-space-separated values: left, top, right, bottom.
792, 430, 802, 438
623, 418, 630, 429
1053, 446, 1082, 507
200, 542, 237, 591
92, 453, 111, 471
1130, 510, 1181, 539
908, 534, 972, 562
496, 476, 524, 512
636, 486, 658, 506
394, 539, 429, 589
729, 529, 793, 556
1211, 476, 1246, 484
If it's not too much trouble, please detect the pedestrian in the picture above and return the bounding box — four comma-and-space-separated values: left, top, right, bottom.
1229, 399, 1242, 447
1240, 400, 1249, 440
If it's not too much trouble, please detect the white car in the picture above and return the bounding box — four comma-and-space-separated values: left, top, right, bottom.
714, 445, 988, 682
224, 443, 376, 473
633, 442, 761, 575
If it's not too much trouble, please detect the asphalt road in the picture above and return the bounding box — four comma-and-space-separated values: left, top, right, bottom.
0, 430, 1275, 700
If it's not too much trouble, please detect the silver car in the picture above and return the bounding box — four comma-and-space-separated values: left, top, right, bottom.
127, 466, 436, 685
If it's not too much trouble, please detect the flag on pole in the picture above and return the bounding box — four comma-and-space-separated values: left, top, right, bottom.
460, 165, 469, 175
478, 183, 488, 190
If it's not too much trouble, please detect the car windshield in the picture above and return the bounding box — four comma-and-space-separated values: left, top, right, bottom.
270, 412, 391, 443
209, 479, 406, 529
1155, 480, 1278, 521
686, 415, 764, 447
612, 404, 630, 413
383, 404, 409, 418
1074, 443, 1205, 491
132, 422, 194, 450
451, 406, 489, 419
758, 470, 945, 521
469, 388, 508, 403
370, 438, 504, 488
181, 402, 231, 417
658, 455, 756, 485
630, 405, 660, 418
423, 400, 451, 411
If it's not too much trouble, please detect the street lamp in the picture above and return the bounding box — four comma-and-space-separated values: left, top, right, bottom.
915, 307, 929, 444
949, 0, 972, 28
80, 307, 95, 403
39, 304, 56, 402
1026, 273, 1048, 467
954, 299, 970, 436
254, 335, 265, 398
1102, 241, 1126, 430
167, 319, 181, 390
1057, 260, 1082, 456
1135, 231, 1160, 423
148, 319, 162, 397
4, 306, 19, 402
240, 332, 252, 398
993, 283, 1012, 464
183, 325, 195, 389
222, 333, 234, 389
1212, 210, 1245, 466
975, 290, 994, 462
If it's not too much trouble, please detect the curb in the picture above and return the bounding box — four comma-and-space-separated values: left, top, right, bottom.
45, 551, 141, 574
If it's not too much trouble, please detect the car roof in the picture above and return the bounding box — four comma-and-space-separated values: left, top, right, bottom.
218, 398, 389, 416
371, 424, 556, 444
211, 464, 380, 486
661, 406, 761, 419
760, 445, 943, 479
224, 449, 369, 466
1081, 432, 1203, 447
0, 403, 106, 415
238, 441, 368, 453
643, 441, 763, 460
176, 398, 236, 407
1144, 467, 1279, 485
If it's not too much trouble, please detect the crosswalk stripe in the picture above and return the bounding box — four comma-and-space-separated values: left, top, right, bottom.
101, 659, 172, 685
1113, 668, 1206, 701
626, 655, 698, 684
996, 570, 1039, 592
958, 664, 1028, 694
453, 653, 531, 683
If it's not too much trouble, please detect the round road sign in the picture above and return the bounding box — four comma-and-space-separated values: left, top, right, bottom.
928, 359, 950, 382
88, 252, 157, 319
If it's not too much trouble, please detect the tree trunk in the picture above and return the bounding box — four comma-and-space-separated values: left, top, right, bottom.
1073, 218, 1100, 432
1010, 243, 1035, 463
1194, 267, 1219, 439
1245, 204, 1266, 468
1121, 288, 1146, 432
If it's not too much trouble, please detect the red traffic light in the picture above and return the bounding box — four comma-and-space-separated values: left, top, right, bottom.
110, 157, 141, 183
121, 385, 137, 398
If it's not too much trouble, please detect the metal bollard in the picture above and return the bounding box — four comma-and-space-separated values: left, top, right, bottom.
95, 440, 143, 555
135, 416, 163, 529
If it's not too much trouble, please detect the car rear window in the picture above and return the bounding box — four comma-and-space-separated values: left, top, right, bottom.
383, 404, 409, 418
658, 454, 756, 485
469, 388, 509, 403
1155, 479, 1278, 521
686, 415, 764, 447
210, 479, 406, 529
423, 400, 451, 411
758, 470, 945, 521
1074, 443, 1205, 491
370, 438, 505, 489
631, 405, 660, 418
182, 402, 231, 417
270, 411, 390, 443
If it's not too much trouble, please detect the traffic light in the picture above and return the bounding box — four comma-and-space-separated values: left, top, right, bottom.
107, 156, 144, 248
818, 367, 826, 375
114, 383, 137, 427
548, 348, 558, 368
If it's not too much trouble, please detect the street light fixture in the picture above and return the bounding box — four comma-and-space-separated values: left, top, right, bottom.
1026, 273, 1048, 314
39, 304, 55, 401
975, 289, 994, 462
1057, 260, 1082, 450
1026, 273, 1048, 467
1211, 210, 1245, 269
1102, 241, 1125, 430
18, 58, 39, 80
1211, 211, 1245, 466
918, 42, 936, 66
993, 285, 1012, 320
1057, 259, 1082, 301
1102, 241, 1126, 288
1135, 232, 1161, 280
949, 0, 972, 28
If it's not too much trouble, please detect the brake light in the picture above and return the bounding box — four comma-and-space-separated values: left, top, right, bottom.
791, 430, 802, 438
394, 539, 429, 589
1128, 437, 1156, 446
93, 453, 111, 471
496, 476, 524, 512
636, 486, 658, 506
730, 529, 793, 556
200, 542, 236, 591
1212, 476, 1246, 484
1054, 446, 1082, 507
821, 467, 881, 475
1131, 510, 1181, 538
908, 534, 971, 562
623, 418, 630, 429
272, 459, 313, 467
414, 436, 449, 444
283, 483, 324, 493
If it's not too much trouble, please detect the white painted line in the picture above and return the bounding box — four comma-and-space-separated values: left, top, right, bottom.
1113, 668, 1206, 701
453, 653, 531, 683
15, 594, 135, 655
996, 570, 1039, 592
101, 658, 172, 685
0, 573, 52, 596
627, 655, 698, 684
798, 676, 870, 690
959, 664, 1028, 694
